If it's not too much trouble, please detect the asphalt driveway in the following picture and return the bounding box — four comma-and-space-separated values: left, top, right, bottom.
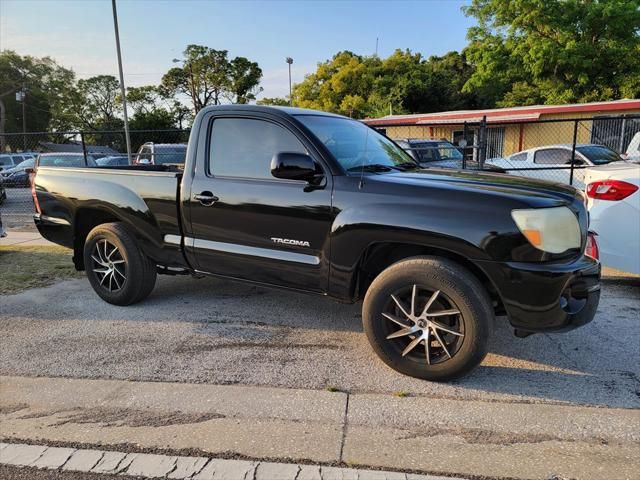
1, 274, 638, 408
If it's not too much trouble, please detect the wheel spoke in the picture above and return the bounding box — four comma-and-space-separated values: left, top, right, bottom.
430, 320, 464, 337
107, 245, 118, 260
111, 259, 125, 264
386, 326, 417, 340
430, 327, 452, 359
108, 272, 113, 291
401, 336, 422, 357
91, 255, 107, 267
382, 312, 411, 328
410, 285, 417, 317
99, 271, 108, 286
390, 294, 411, 319
112, 272, 121, 290
429, 309, 461, 318
93, 268, 110, 275
113, 266, 126, 280
424, 329, 431, 365
420, 290, 440, 317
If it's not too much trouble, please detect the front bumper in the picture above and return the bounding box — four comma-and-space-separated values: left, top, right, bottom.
477, 255, 601, 333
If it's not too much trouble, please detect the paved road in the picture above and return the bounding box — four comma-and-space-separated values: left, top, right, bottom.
1, 274, 639, 408
0, 188, 34, 229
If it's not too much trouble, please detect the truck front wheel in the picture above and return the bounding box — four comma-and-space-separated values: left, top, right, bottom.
83, 222, 157, 306
362, 256, 492, 381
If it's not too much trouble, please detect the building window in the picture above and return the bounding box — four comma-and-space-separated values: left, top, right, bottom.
591, 115, 640, 153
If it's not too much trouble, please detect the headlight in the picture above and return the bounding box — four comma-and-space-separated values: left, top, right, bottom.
511, 206, 581, 253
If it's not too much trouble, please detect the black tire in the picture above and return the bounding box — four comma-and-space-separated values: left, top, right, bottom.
83, 222, 157, 306
362, 256, 492, 381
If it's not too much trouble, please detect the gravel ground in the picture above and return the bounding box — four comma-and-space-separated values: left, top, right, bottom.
0, 274, 639, 408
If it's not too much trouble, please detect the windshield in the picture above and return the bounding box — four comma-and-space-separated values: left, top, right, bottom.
15, 158, 35, 169
413, 141, 463, 163
154, 147, 186, 165
296, 115, 416, 172
39, 155, 96, 167
576, 145, 622, 165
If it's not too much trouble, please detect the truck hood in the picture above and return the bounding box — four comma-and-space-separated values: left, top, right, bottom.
369, 167, 581, 205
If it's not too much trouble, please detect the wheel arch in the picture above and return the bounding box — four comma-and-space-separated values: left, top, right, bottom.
353, 241, 505, 314
73, 208, 122, 270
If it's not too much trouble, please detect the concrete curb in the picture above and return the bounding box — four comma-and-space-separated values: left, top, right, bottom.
0, 443, 460, 480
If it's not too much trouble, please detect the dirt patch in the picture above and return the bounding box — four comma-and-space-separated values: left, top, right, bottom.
397, 426, 612, 446
0, 403, 29, 415
0, 245, 81, 294
46, 406, 225, 428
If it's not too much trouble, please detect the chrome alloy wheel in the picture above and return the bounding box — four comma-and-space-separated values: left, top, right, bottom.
382, 285, 465, 365
91, 239, 126, 292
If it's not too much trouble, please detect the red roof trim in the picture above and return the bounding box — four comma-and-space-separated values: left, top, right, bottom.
365, 100, 640, 126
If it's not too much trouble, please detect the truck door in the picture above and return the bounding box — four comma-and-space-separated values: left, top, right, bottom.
185, 114, 334, 293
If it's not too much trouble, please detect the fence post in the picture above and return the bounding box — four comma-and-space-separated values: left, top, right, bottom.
80, 131, 88, 166
462, 121, 468, 169
479, 115, 487, 168
569, 120, 578, 186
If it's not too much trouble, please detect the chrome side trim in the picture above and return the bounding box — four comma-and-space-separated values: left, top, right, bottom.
34, 214, 71, 226
186, 236, 320, 265
164, 234, 182, 245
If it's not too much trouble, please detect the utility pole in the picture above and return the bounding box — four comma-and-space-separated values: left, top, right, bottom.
112, 0, 132, 164
20, 79, 27, 150
286, 57, 293, 106
375, 37, 379, 56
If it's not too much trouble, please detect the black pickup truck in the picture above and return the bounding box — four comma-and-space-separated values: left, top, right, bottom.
32, 105, 600, 380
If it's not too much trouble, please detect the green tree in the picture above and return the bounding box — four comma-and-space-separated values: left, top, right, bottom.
0, 51, 75, 143
65, 75, 122, 131
463, 0, 640, 106
162, 45, 263, 113
227, 57, 263, 104
256, 97, 290, 106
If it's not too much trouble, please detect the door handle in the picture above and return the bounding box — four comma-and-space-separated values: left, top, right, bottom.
193, 191, 219, 206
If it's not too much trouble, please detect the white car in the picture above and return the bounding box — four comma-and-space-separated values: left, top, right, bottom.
623, 131, 640, 162
487, 144, 623, 190
585, 162, 640, 274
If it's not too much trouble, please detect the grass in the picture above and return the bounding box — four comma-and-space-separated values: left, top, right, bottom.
0, 245, 82, 295
325, 386, 340, 393
393, 390, 410, 398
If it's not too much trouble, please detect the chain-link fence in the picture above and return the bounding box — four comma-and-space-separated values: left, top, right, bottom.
398, 114, 640, 190
0, 129, 190, 229
1, 115, 639, 230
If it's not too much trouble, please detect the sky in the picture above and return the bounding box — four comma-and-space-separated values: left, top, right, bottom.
0, 0, 475, 99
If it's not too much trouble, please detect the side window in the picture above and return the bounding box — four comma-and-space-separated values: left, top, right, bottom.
209, 118, 306, 179
510, 152, 527, 162
534, 148, 572, 164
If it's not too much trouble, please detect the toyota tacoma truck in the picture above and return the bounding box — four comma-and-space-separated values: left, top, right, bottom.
31, 105, 601, 381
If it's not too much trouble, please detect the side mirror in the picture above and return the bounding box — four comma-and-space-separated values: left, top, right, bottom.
271, 152, 319, 182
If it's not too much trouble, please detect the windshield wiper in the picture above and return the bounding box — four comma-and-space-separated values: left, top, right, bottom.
394, 162, 421, 170
347, 164, 395, 173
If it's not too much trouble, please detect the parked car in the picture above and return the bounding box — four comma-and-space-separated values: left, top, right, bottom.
395, 139, 505, 172
622, 131, 640, 162
33, 105, 600, 381
0, 180, 6, 205
1, 158, 36, 187
134, 143, 187, 166
487, 144, 623, 189
0, 209, 6, 237
36, 153, 97, 168
96, 155, 130, 167
585, 163, 640, 275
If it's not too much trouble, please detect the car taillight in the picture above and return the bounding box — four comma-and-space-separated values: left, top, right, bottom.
585, 232, 599, 260
30, 173, 41, 214
586, 180, 638, 201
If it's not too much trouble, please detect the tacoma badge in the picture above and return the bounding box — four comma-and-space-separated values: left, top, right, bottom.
271, 237, 311, 247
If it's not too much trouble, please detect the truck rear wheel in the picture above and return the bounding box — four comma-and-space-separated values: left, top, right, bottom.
83, 222, 157, 306
362, 256, 492, 381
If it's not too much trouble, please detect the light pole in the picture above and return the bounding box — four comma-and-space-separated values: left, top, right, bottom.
111, 0, 132, 164
286, 57, 293, 106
